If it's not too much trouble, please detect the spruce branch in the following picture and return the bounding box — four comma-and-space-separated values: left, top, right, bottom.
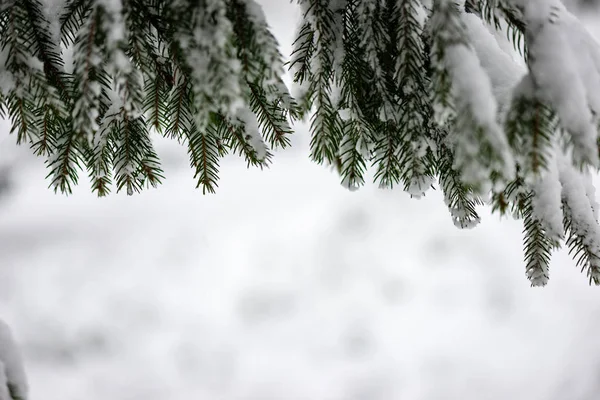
112, 112, 163, 195
437, 135, 483, 229
522, 193, 554, 287
71, 3, 112, 144
473, 0, 527, 58
373, 121, 403, 189
393, 0, 435, 196
3, 0, 600, 288
46, 129, 84, 194
491, 170, 527, 218
60, 0, 93, 46
164, 77, 193, 141
430, 0, 514, 191
505, 81, 557, 181
563, 202, 600, 286
338, 118, 367, 191
300, 0, 341, 165
560, 159, 600, 286
220, 112, 272, 169
290, 21, 315, 87
186, 123, 221, 194
247, 81, 293, 149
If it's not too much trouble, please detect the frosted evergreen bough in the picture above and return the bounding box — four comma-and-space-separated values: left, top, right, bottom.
3, 0, 600, 286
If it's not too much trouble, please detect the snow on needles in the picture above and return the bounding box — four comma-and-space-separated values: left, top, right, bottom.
461, 12, 525, 115
521, 0, 600, 167
431, 0, 514, 189
531, 144, 564, 243
558, 153, 600, 283
442, 48, 511, 181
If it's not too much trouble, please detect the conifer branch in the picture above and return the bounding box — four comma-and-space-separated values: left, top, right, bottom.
247, 82, 293, 149
505, 75, 557, 181
563, 202, 600, 286
522, 194, 553, 287
3, 0, 600, 287
301, 0, 341, 165
186, 123, 221, 194
437, 138, 483, 229
60, 0, 92, 46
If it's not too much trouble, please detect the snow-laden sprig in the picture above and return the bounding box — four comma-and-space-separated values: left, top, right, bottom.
491, 170, 527, 218
355, 0, 395, 121
125, 0, 171, 132
429, 0, 514, 192
0, 0, 74, 193
297, 0, 343, 165
461, 9, 525, 116
46, 127, 84, 194
336, 0, 374, 191
112, 113, 163, 195
2, 0, 294, 196
372, 0, 412, 189
289, 19, 315, 96
0, 0, 67, 148
522, 0, 600, 168
87, 109, 114, 196
71, 3, 112, 145
164, 75, 194, 141
436, 128, 483, 229
530, 145, 564, 243
393, 0, 435, 197
103, 0, 144, 120
372, 121, 404, 189
338, 112, 368, 191
186, 119, 222, 194
229, 0, 296, 149
60, 0, 93, 46
505, 74, 557, 182
522, 193, 553, 287
229, 0, 284, 85
171, 0, 276, 170
559, 155, 600, 285
474, 0, 527, 58
173, 0, 243, 131
220, 111, 273, 169
247, 81, 293, 150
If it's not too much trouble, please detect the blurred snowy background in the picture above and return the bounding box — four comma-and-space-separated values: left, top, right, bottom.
2, 1, 600, 399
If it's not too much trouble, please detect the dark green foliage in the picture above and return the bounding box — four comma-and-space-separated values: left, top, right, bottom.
522, 194, 554, 286
0, 0, 295, 195
436, 129, 483, 228
563, 202, 600, 286
3, 0, 600, 287
491, 171, 526, 217
505, 88, 557, 180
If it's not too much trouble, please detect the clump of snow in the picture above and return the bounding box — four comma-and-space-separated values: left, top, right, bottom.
407, 174, 435, 199
445, 196, 481, 229
531, 145, 564, 242
523, 0, 599, 167
558, 153, 600, 282
430, 1, 515, 188
461, 12, 526, 114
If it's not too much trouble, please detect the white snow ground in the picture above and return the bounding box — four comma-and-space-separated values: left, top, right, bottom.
2, 1, 600, 399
